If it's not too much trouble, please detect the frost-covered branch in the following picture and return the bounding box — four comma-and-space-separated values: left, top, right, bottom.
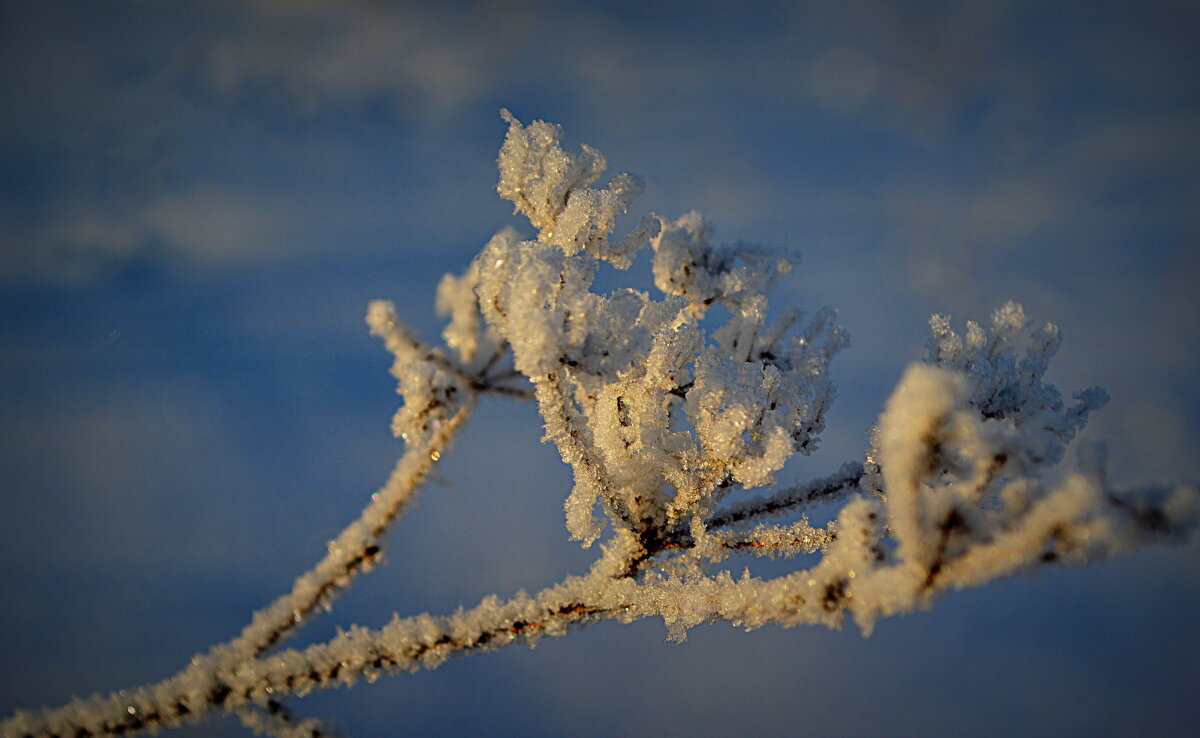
5, 112, 1196, 738
214, 303, 485, 664
222, 396, 473, 661
234, 701, 334, 738
704, 461, 864, 529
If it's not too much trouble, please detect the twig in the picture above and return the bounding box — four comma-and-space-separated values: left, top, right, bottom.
705, 462, 864, 529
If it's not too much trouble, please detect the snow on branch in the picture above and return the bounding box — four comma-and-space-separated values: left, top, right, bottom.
4, 112, 1196, 738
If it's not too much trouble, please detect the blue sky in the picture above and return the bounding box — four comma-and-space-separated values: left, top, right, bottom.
2, 1, 1197, 735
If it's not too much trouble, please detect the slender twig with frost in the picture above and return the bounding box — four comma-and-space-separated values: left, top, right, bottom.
4, 112, 1196, 738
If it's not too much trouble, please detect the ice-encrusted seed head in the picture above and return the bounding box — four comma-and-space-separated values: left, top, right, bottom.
924, 301, 1107, 466
480, 112, 847, 544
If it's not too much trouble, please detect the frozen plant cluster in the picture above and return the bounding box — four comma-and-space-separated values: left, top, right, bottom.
4, 113, 1197, 738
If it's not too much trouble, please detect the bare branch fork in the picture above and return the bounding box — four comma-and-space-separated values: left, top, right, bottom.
4, 113, 1196, 738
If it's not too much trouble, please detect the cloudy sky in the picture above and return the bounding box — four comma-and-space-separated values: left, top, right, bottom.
2, 1, 1197, 735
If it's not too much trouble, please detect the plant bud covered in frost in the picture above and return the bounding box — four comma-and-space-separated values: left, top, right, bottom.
482, 112, 848, 544
366, 300, 467, 447
496, 109, 654, 268
924, 300, 1108, 465
435, 240, 505, 372
650, 211, 793, 314
497, 109, 605, 234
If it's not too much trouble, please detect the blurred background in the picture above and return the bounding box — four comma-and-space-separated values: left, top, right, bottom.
1, 1, 1197, 735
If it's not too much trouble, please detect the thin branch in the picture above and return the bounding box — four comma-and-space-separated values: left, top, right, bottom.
652, 520, 834, 563
705, 462, 864, 530
473, 381, 534, 400
222, 398, 476, 662
716, 520, 835, 557
615, 466, 861, 578
2, 570, 636, 737
235, 700, 337, 738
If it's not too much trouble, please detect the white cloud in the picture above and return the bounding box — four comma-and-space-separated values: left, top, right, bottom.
138, 185, 290, 263
885, 110, 1200, 301
0, 185, 302, 284
205, 0, 533, 119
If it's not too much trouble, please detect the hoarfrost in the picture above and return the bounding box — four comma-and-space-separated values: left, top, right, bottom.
6, 112, 1195, 738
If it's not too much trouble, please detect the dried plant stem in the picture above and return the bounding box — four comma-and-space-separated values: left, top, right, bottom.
225, 399, 476, 660
2, 399, 475, 738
